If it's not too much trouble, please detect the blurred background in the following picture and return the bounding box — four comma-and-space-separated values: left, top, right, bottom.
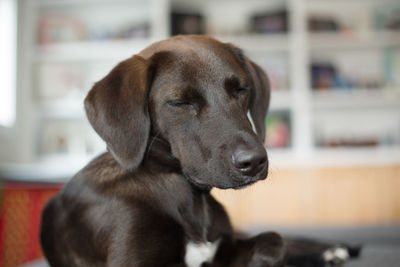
0, 0, 399, 266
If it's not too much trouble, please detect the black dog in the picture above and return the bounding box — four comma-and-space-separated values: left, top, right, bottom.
41, 35, 357, 267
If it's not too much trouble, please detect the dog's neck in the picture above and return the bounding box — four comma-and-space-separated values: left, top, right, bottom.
142, 136, 212, 193
142, 135, 182, 173
139, 136, 214, 241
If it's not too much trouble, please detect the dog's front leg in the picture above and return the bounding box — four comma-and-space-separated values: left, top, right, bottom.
234, 232, 287, 267
214, 232, 287, 267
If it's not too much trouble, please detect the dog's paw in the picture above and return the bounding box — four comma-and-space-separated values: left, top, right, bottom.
247, 232, 287, 267
321, 246, 349, 267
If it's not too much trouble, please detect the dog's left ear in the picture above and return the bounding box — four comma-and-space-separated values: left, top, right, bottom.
227, 44, 271, 142
247, 60, 271, 143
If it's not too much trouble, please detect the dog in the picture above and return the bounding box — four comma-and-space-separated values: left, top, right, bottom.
41, 35, 358, 267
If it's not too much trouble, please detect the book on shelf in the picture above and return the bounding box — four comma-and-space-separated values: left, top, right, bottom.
38, 119, 104, 158
37, 12, 150, 45
171, 11, 205, 36
311, 47, 399, 91
265, 110, 291, 149
251, 9, 288, 34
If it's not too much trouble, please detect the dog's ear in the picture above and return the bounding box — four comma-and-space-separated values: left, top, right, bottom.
227, 44, 271, 142
84, 55, 153, 170
247, 60, 271, 143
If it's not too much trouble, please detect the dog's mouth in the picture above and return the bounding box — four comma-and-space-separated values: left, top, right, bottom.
183, 174, 213, 191
232, 179, 257, 190
183, 166, 268, 191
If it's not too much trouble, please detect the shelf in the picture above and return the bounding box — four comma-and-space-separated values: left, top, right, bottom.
34, 38, 155, 62
31, 0, 151, 8
34, 33, 291, 62
32, 34, 290, 63
6, 0, 400, 177
311, 146, 400, 167
269, 146, 400, 169
309, 31, 400, 50
37, 98, 86, 120
269, 90, 292, 110
0, 154, 97, 182
312, 89, 400, 109
214, 34, 290, 52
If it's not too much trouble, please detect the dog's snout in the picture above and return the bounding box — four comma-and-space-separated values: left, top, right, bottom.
231, 145, 267, 177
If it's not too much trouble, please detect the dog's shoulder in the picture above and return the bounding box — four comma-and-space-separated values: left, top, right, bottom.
48, 152, 153, 228
79, 152, 127, 182
68, 152, 143, 193
53, 152, 133, 209
64, 152, 188, 203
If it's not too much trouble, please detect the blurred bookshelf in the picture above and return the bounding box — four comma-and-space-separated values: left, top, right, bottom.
308, 31, 400, 50
305, 0, 400, 167
312, 89, 400, 109
4, 0, 399, 181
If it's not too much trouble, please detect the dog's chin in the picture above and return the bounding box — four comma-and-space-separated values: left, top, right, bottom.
184, 168, 268, 191
217, 175, 265, 190
183, 174, 213, 191
229, 166, 269, 190
232, 180, 257, 190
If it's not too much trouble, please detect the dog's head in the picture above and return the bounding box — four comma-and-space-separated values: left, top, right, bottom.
85, 35, 270, 190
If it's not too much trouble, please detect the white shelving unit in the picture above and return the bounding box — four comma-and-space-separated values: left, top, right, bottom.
309, 31, 400, 50
304, 0, 400, 168
1, 0, 399, 181
312, 89, 400, 109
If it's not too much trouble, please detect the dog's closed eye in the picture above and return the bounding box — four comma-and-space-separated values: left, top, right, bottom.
167, 99, 197, 111
166, 87, 205, 112
235, 87, 248, 97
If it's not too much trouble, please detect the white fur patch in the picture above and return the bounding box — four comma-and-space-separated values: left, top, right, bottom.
247, 111, 257, 134
184, 240, 220, 267
323, 246, 349, 262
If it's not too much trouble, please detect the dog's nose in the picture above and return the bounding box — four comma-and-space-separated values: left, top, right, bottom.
231, 146, 267, 176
